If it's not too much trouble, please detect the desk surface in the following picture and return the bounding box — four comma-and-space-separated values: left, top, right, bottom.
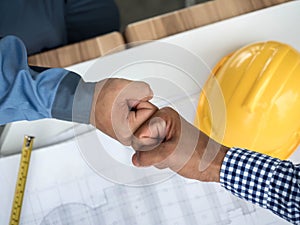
5, 0, 288, 155
2, 0, 300, 158
70, 1, 300, 164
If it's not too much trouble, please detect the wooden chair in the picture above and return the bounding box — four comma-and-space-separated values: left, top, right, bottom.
125, 0, 291, 43
28, 32, 125, 68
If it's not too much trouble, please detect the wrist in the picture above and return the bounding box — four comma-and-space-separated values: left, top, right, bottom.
89, 80, 106, 127
204, 144, 229, 182
196, 134, 229, 182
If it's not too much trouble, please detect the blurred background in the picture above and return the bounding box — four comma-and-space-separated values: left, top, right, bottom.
115, 0, 211, 30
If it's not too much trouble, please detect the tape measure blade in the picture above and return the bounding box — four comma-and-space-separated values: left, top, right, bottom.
9, 136, 34, 225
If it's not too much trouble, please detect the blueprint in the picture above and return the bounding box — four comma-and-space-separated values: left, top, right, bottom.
0, 130, 291, 225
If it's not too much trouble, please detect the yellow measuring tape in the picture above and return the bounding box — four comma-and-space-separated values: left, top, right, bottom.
10, 136, 35, 225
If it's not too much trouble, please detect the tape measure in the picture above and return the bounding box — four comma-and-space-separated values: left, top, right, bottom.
10, 136, 35, 225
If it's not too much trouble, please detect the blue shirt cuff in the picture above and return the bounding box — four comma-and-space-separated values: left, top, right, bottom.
51, 72, 95, 124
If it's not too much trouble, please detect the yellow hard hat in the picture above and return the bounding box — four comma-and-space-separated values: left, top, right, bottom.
195, 41, 300, 159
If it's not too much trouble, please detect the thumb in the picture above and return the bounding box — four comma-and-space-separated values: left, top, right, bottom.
132, 116, 167, 151
129, 101, 159, 135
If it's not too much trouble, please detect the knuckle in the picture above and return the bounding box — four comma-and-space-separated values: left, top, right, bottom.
138, 152, 150, 166
120, 139, 131, 146
155, 162, 168, 170
140, 81, 150, 89
117, 133, 132, 146
164, 107, 177, 114
139, 81, 153, 95
140, 152, 157, 166
131, 140, 142, 151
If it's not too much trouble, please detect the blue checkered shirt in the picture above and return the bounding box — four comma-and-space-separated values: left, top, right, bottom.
220, 148, 300, 224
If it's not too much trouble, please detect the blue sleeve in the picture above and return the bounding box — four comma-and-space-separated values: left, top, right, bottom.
0, 35, 95, 125
220, 148, 300, 224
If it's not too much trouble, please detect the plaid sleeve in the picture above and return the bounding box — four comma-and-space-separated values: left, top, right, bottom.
220, 148, 300, 224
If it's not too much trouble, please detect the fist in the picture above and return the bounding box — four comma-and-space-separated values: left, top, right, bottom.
90, 78, 158, 145
131, 107, 229, 182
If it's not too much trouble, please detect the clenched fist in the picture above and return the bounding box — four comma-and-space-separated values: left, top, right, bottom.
90, 78, 158, 145
131, 107, 229, 182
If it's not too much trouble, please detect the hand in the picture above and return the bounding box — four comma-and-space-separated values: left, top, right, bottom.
90, 78, 158, 145
131, 107, 229, 182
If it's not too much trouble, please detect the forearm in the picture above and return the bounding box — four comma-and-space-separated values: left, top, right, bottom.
195, 133, 229, 182
200, 144, 229, 182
